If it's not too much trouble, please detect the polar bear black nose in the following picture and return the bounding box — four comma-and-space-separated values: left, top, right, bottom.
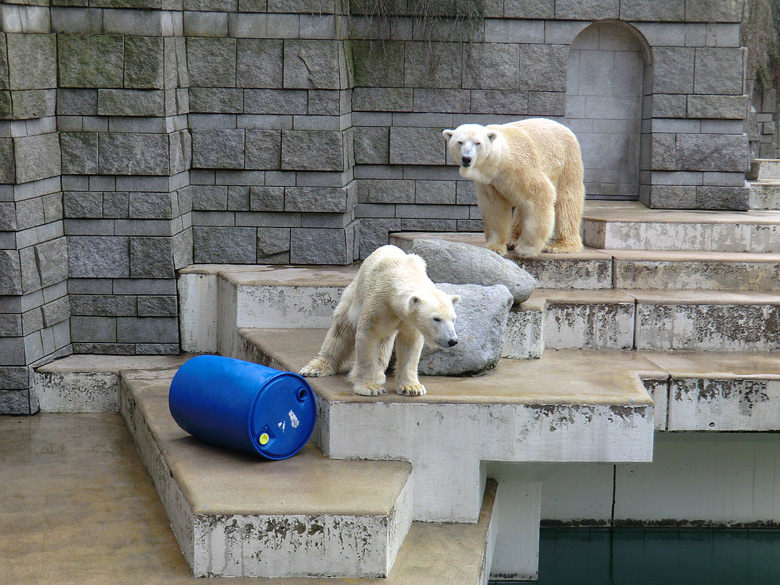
461, 156, 472, 166
448, 338, 458, 347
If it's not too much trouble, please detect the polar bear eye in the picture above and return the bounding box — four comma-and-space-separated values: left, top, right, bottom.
457, 140, 463, 145
433, 317, 441, 323
474, 141, 480, 146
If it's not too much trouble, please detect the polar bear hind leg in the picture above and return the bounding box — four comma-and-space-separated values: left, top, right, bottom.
299, 298, 356, 377
508, 178, 556, 258
544, 161, 584, 253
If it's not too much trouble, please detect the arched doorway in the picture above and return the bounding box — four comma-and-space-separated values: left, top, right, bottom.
565, 21, 650, 200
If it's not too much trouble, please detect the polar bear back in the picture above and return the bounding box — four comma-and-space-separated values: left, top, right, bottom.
345, 245, 434, 324
488, 118, 582, 183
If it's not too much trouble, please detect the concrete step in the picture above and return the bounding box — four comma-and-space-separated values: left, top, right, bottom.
237, 327, 656, 524
748, 180, 780, 210
391, 232, 780, 291
2, 408, 498, 585
751, 158, 780, 181
582, 202, 780, 253
536, 288, 780, 352
179, 264, 544, 361
120, 367, 415, 579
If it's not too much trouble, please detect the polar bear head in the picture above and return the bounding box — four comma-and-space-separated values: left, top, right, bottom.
442, 124, 498, 169
408, 289, 460, 349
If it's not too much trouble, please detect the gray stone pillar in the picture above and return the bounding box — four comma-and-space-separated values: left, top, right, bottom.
56, 10, 191, 356
0, 13, 70, 414
188, 6, 359, 266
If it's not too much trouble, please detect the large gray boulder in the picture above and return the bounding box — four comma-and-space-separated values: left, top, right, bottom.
409, 239, 537, 303
418, 283, 513, 376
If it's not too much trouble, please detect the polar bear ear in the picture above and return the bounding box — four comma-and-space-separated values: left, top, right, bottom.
409, 295, 421, 309
442, 129, 454, 140
486, 130, 498, 142
450, 294, 461, 306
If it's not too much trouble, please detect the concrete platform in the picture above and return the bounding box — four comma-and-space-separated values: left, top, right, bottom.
390, 232, 780, 291
0, 411, 498, 585
120, 367, 414, 578
238, 327, 657, 526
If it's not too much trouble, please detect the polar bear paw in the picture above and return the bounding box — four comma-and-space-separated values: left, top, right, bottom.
299, 358, 335, 377
508, 242, 541, 258
397, 382, 427, 396
354, 382, 387, 396
543, 239, 583, 254
485, 242, 508, 256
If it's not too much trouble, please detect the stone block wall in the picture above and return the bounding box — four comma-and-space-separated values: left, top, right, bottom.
0, 11, 69, 414
55, 9, 192, 359
0, 0, 764, 412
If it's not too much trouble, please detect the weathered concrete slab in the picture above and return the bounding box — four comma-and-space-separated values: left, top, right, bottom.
390, 231, 614, 289
582, 204, 780, 252
34, 354, 192, 412
632, 290, 780, 351
239, 328, 657, 524
0, 411, 499, 585
611, 249, 780, 291
120, 368, 414, 579
749, 181, 780, 210
642, 351, 780, 431
535, 289, 636, 350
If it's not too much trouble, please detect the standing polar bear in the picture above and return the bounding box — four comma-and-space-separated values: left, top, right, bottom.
300, 245, 459, 397
443, 118, 585, 257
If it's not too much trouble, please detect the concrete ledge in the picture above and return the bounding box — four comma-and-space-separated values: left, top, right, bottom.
239, 328, 656, 523
120, 367, 414, 579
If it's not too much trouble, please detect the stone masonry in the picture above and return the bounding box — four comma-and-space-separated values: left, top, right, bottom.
0, 0, 760, 412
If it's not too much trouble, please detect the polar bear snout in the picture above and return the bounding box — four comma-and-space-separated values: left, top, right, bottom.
430, 319, 458, 349
461, 155, 473, 167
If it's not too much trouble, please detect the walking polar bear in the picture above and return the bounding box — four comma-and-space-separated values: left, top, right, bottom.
443, 118, 585, 258
300, 245, 459, 397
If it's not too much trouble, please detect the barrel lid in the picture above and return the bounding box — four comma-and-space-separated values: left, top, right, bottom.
248, 372, 316, 460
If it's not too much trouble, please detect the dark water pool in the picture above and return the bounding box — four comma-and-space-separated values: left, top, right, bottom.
491, 528, 780, 585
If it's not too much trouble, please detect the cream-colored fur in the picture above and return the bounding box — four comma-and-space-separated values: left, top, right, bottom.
443, 118, 585, 257
300, 245, 460, 397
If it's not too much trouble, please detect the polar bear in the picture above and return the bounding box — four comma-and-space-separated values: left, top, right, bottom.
443, 118, 585, 257
299, 245, 460, 397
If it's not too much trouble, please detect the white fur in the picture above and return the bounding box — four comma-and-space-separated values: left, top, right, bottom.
443, 118, 585, 257
300, 245, 460, 397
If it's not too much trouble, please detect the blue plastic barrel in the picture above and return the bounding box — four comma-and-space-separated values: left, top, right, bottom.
168, 355, 316, 460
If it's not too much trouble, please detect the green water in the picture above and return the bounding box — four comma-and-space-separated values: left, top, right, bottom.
491, 528, 780, 584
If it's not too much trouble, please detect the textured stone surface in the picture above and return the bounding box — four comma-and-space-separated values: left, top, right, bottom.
418, 283, 513, 376
408, 239, 537, 303
35, 237, 69, 287
99, 133, 169, 175
284, 40, 344, 89
7, 32, 56, 90
61, 132, 98, 175
14, 133, 61, 183
124, 36, 164, 89
186, 37, 236, 88
129, 237, 174, 278
281, 130, 345, 171
0, 137, 15, 183
0, 250, 22, 295
68, 236, 130, 278
192, 129, 245, 170
58, 35, 124, 88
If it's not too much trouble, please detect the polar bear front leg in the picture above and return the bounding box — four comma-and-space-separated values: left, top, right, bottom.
349, 322, 391, 396
508, 180, 556, 258
476, 183, 511, 256
394, 326, 426, 396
